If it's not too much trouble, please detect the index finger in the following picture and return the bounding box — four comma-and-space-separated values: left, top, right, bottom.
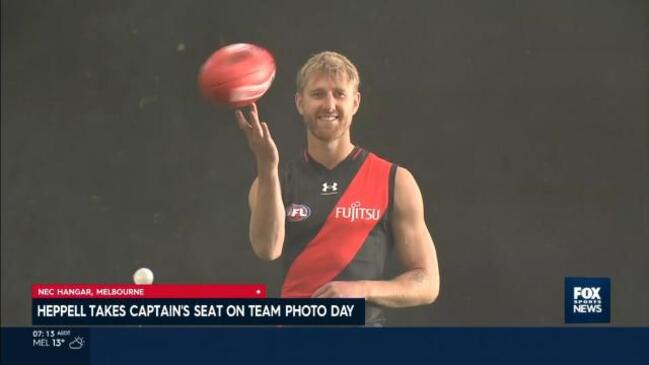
250, 102, 259, 119
235, 110, 251, 131
246, 103, 262, 128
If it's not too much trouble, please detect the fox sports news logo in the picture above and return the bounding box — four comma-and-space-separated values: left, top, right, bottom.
564, 277, 610, 323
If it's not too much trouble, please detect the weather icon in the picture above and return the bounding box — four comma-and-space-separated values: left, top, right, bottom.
69, 337, 85, 350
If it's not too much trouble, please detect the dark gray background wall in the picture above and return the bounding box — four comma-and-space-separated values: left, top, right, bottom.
2, 0, 647, 326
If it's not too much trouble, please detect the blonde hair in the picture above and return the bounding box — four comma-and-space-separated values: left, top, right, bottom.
296, 51, 360, 93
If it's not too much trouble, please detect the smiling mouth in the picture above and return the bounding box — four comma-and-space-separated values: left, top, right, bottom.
318, 115, 339, 122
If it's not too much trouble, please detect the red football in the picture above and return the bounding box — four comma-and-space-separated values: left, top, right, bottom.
198, 43, 276, 108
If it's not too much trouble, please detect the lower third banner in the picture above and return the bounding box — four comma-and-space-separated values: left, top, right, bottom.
32, 299, 364, 326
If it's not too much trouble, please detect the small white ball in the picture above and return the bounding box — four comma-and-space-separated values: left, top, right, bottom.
133, 267, 154, 285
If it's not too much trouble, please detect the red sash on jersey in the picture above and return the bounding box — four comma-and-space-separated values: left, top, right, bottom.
281, 153, 392, 297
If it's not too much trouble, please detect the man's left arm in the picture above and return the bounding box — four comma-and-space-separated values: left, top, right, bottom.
312, 167, 440, 308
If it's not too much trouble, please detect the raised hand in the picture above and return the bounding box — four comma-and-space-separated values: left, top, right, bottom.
235, 102, 279, 173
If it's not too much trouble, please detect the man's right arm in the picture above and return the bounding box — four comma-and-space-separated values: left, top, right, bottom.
235, 103, 285, 261
248, 173, 285, 260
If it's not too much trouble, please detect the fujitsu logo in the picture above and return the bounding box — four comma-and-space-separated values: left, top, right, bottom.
334, 201, 381, 222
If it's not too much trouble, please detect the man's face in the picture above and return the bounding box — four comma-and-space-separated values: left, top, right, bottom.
295, 73, 360, 142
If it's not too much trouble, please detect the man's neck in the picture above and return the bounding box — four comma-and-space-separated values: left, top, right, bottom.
306, 134, 355, 170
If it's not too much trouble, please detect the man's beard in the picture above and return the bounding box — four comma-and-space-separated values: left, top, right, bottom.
305, 115, 347, 142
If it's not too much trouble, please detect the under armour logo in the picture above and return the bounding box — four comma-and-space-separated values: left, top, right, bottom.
321, 182, 338, 195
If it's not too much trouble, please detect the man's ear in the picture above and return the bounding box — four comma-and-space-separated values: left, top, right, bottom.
352, 91, 361, 115
295, 92, 304, 115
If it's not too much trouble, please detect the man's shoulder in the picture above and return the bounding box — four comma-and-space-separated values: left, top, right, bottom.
281, 151, 307, 168
362, 149, 399, 173
279, 152, 310, 185
360, 147, 394, 163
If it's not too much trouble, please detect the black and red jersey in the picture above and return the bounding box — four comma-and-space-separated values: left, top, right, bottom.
280, 146, 397, 326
